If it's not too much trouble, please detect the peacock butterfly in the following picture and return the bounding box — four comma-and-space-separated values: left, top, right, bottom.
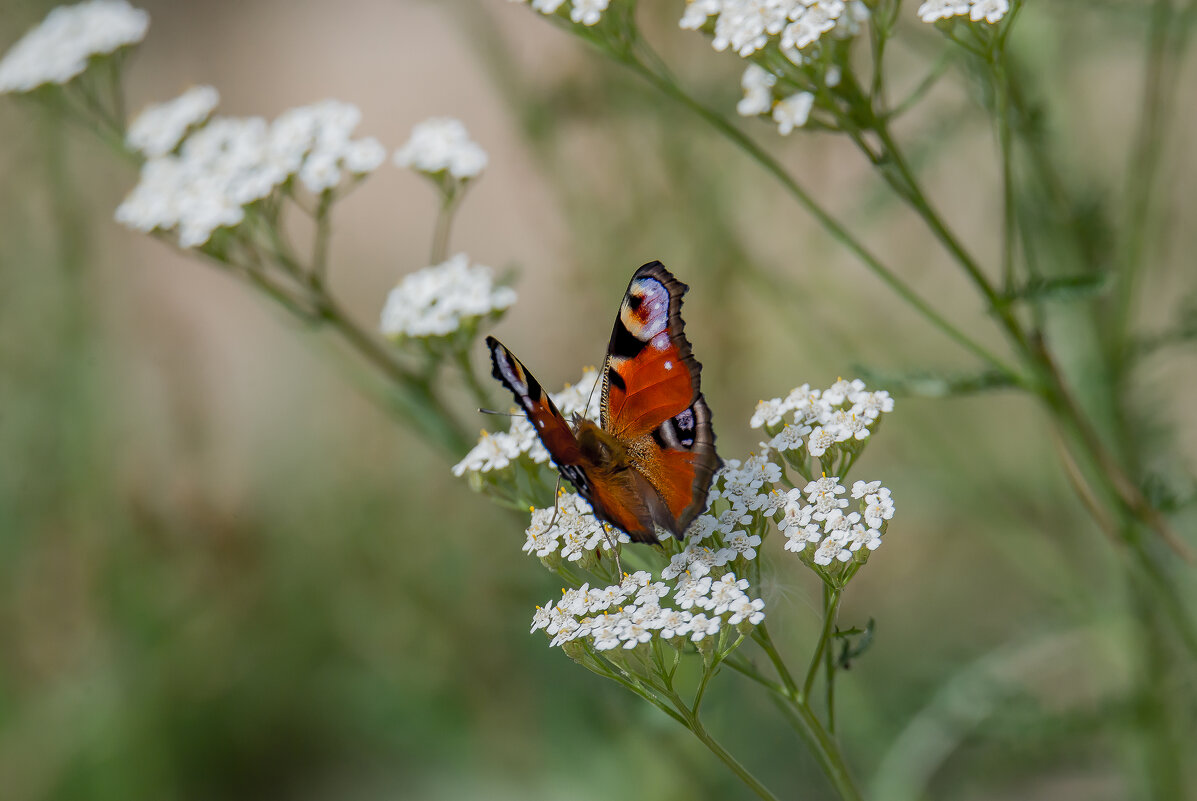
487, 261, 721, 543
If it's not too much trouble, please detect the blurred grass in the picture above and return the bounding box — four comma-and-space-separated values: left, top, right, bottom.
2, 1, 1196, 800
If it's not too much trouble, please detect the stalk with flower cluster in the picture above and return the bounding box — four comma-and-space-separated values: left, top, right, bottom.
0, 1, 525, 459
456, 369, 898, 800
501, 0, 1197, 797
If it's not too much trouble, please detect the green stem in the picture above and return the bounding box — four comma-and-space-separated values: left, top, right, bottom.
992, 50, 1017, 293
431, 186, 465, 264
683, 712, 784, 801
804, 586, 843, 701
753, 624, 800, 697
454, 345, 492, 409
610, 46, 1024, 386
312, 190, 335, 285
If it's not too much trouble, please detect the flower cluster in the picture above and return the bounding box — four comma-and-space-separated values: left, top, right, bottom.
777, 476, 893, 565
452, 367, 600, 475
509, 0, 611, 28
453, 352, 895, 653
680, 1, 868, 59
523, 492, 629, 562
394, 117, 488, 181
125, 85, 219, 158
380, 253, 517, 341
917, 0, 1009, 24
750, 378, 893, 460
0, 0, 148, 94
532, 568, 764, 651
115, 99, 386, 248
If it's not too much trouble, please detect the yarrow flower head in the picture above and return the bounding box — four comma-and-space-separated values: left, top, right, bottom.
0, 0, 149, 94
126, 85, 219, 158
115, 98, 386, 247
679, 0, 869, 58
917, 0, 1009, 24
380, 253, 517, 341
510, 0, 611, 27
394, 117, 487, 181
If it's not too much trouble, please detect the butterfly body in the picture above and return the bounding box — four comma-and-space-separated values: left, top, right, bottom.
487, 261, 720, 544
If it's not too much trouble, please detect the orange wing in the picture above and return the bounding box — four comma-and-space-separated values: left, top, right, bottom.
600, 262, 721, 540
489, 336, 657, 538
487, 336, 583, 465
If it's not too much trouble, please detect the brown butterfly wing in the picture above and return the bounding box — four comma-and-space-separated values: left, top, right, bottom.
488, 336, 652, 536
487, 336, 584, 465
599, 262, 721, 540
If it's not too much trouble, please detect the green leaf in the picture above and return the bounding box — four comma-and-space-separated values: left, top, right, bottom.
835, 618, 875, 670
853, 366, 1018, 397
999, 272, 1113, 305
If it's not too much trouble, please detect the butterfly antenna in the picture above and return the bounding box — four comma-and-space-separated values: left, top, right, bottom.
478, 408, 526, 418
583, 357, 606, 420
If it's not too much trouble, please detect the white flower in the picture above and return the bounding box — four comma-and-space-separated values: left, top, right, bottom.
570, 0, 610, 26
778, 498, 813, 532
785, 384, 825, 422
784, 522, 822, 552
862, 489, 894, 529
823, 378, 865, 406
807, 425, 836, 457
529, 0, 567, 13
847, 523, 882, 552
707, 573, 750, 614
917, 0, 1006, 24
116, 99, 381, 247
380, 253, 516, 339
750, 396, 788, 428
689, 613, 722, 642
710, 0, 794, 57
970, 0, 1009, 23
590, 619, 621, 651
724, 530, 762, 561
680, 0, 722, 30
773, 91, 814, 135
657, 609, 693, 639
851, 389, 894, 420
126, 86, 219, 158
0, 0, 149, 94
394, 117, 487, 180
728, 595, 766, 625
737, 64, 776, 117
851, 480, 881, 499
674, 575, 713, 610
814, 536, 848, 565
769, 422, 812, 452
455, 431, 518, 477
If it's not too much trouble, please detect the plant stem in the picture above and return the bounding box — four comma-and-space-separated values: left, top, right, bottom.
804, 586, 843, 701
683, 711, 784, 801
612, 47, 1025, 386
431, 187, 464, 264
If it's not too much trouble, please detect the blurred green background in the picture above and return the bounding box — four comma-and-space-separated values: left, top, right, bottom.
2, 1, 1195, 799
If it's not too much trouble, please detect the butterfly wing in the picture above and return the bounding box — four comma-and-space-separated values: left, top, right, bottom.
487, 335, 585, 467
600, 262, 721, 539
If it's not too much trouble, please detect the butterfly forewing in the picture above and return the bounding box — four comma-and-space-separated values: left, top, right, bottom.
486, 336, 583, 465
601, 262, 721, 538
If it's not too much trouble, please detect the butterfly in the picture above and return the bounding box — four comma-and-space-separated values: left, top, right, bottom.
486, 261, 721, 544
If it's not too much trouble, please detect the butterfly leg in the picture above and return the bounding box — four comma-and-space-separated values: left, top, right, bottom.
546, 473, 564, 531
